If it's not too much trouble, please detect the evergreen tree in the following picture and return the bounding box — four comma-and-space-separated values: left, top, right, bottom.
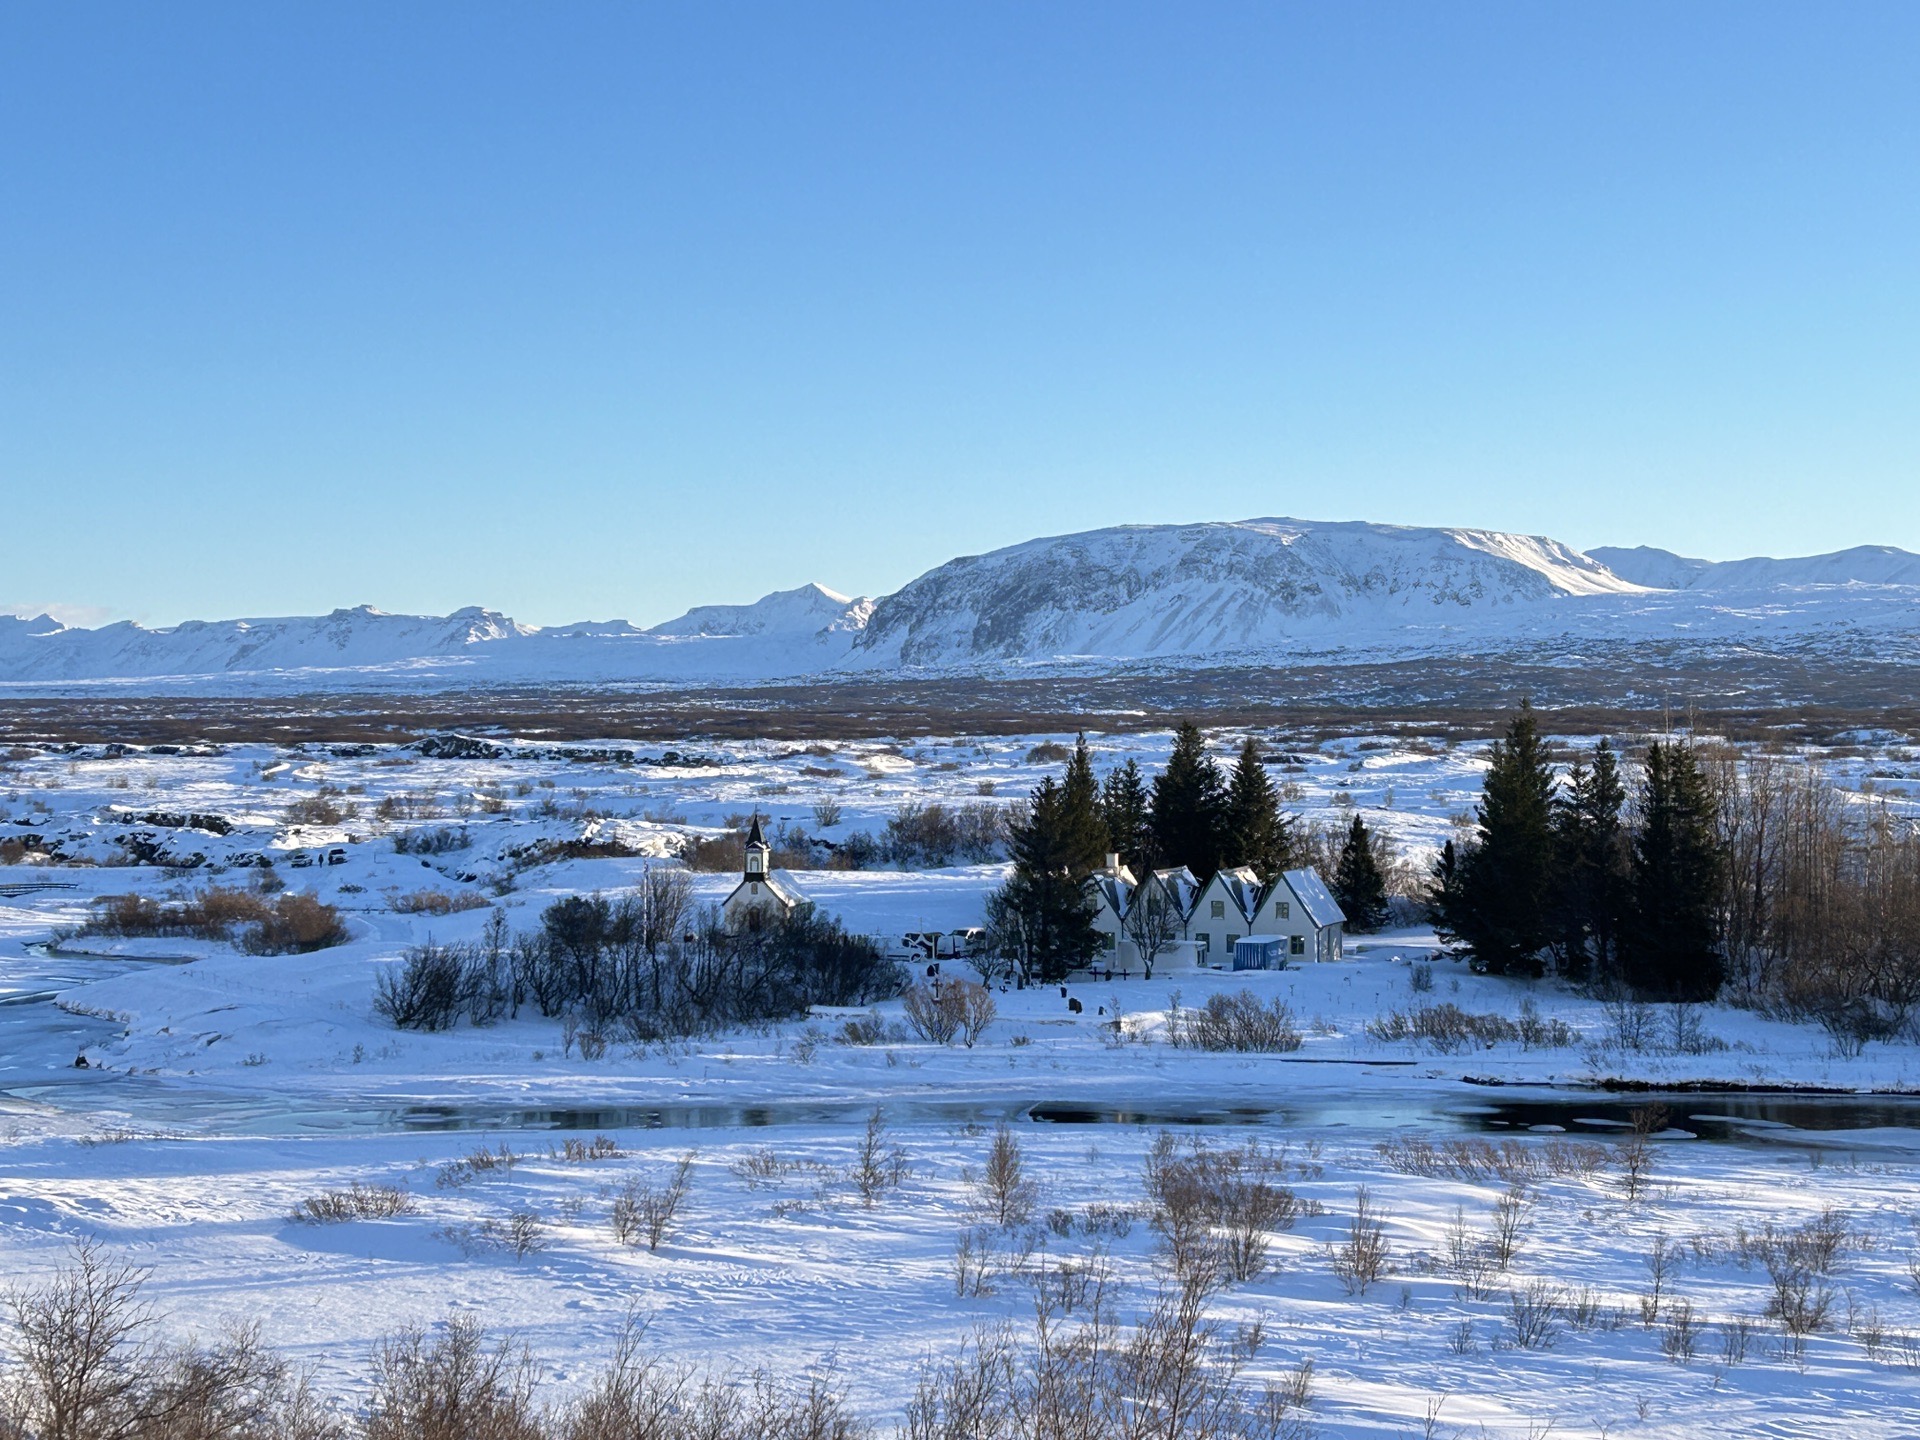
1550, 738, 1631, 983
988, 776, 1102, 985
1451, 702, 1557, 975
1333, 812, 1390, 931
1427, 839, 1466, 945
1222, 737, 1296, 878
1058, 733, 1110, 876
1622, 741, 1725, 1000
1099, 758, 1151, 874
1149, 721, 1227, 881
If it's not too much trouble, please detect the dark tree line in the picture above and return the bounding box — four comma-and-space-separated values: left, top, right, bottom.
376, 869, 898, 1040
987, 726, 1305, 984
1431, 704, 1725, 1000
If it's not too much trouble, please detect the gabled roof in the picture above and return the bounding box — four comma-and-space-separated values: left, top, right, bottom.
1205, 865, 1266, 924
1086, 874, 1131, 920
725, 868, 810, 911
1281, 867, 1346, 928
1148, 866, 1201, 917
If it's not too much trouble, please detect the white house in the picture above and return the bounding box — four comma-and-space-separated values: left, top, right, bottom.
1084, 861, 1346, 973
1188, 865, 1266, 964
1254, 868, 1348, 964
721, 815, 812, 933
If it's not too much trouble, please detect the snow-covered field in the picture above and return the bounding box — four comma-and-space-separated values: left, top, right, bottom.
6, 727, 1920, 1435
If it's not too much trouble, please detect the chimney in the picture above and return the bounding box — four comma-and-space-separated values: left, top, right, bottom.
1105, 852, 1120, 872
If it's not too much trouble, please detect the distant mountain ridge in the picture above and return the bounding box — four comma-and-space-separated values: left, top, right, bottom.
3, 519, 1916, 691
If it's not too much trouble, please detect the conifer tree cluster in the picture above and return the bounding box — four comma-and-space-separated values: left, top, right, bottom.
1431, 706, 1727, 998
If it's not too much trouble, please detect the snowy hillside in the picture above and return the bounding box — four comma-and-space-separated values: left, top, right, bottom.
850, 519, 1647, 668
4, 518, 1919, 690
1590, 543, 1920, 590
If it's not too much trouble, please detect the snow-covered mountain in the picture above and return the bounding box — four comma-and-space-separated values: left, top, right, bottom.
1589, 544, 1920, 591
646, 583, 873, 639
3, 518, 1917, 691
850, 519, 1646, 668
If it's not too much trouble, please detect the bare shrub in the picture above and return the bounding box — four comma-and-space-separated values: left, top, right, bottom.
1506, 1282, 1562, 1350
292, 1182, 415, 1224
1364, 1000, 1576, 1052
1661, 1298, 1700, 1363
436, 1144, 519, 1189
2, 1240, 152, 1440
612, 1154, 695, 1252
1489, 1185, 1533, 1268
363, 1316, 541, 1440
557, 1135, 621, 1163
1375, 1135, 1608, 1184
849, 1109, 910, 1206
1618, 1104, 1666, 1201
389, 888, 491, 916
811, 799, 844, 830
969, 1123, 1038, 1228
1325, 1186, 1390, 1295
473, 1210, 548, 1260
901, 981, 995, 1048
81, 887, 347, 954
1167, 992, 1303, 1053
284, 795, 345, 826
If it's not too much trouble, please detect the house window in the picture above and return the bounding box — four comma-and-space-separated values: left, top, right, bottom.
1196, 932, 1210, 954
1290, 935, 1306, 956
1275, 901, 1290, 920
1210, 900, 1225, 919
1099, 931, 1116, 951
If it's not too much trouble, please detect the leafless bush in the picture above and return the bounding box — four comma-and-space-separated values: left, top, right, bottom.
1375, 1135, 1610, 1184
473, 1210, 548, 1260
1364, 999, 1576, 1052
611, 1154, 695, 1252
363, 1316, 541, 1440
82, 887, 348, 954
1167, 992, 1303, 1053
389, 888, 491, 916
1660, 1298, 1700, 1362
1720, 1314, 1756, 1366
900, 982, 995, 1047
834, 1011, 901, 1046
969, 1123, 1038, 1228
556, 1135, 622, 1164
1618, 1104, 1667, 1201
436, 1144, 520, 1189
811, 799, 844, 830
291, 1182, 415, 1224
1506, 1281, 1562, 1349
1325, 1186, 1390, 1295
1, 1243, 339, 1440
284, 794, 346, 826
912, 1264, 1313, 1440
1144, 1134, 1302, 1285
1489, 1185, 1533, 1268
848, 1108, 910, 1206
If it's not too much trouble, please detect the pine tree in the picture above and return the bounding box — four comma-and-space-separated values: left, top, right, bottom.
1149, 721, 1227, 881
1222, 737, 1296, 879
1333, 812, 1390, 931
1427, 839, 1466, 945
1058, 733, 1110, 877
1099, 758, 1151, 874
1623, 740, 1724, 1000
1451, 702, 1557, 975
988, 776, 1102, 985
1551, 738, 1631, 983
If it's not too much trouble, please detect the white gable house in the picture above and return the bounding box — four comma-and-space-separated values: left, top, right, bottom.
721, 815, 812, 934
1188, 865, 1266, 965
1258, 868, 1347, 963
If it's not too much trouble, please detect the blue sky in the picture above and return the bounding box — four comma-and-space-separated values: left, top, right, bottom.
3, 4, 1916, 628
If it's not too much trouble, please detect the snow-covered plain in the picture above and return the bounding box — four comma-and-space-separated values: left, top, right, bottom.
6, 728, 1920, 1435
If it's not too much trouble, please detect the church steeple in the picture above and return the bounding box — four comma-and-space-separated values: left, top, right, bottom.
744, 813, 769, 879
